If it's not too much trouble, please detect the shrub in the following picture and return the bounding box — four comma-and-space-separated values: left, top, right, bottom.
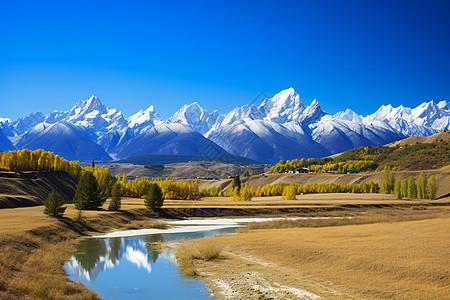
175, 241, 222, 277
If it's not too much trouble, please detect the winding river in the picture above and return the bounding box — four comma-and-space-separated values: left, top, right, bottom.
64, 219, 245, 299
64, 217, 329, 299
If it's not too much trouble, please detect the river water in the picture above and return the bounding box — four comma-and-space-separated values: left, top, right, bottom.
64, 217, 330, 299
64, 221, 242, 299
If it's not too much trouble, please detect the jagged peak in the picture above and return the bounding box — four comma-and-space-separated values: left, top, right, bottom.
143, 105, 156, 112
437, 100, 449, 110
261, 87, 302, 107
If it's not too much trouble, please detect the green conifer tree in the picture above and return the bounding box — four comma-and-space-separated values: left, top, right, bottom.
145, 183, 164, 210
109, 182, 122, 211
232, 175, 241, 191
44, 190, 66, 218
73, 171, 107, 210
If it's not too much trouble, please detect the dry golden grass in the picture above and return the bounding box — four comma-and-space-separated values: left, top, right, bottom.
0, 230, 99, 299
176, 240, 223, 277
212, 212, 450, 299
3, 194, 447, 234
0, 193, 448, 299
247, 207, 449, 230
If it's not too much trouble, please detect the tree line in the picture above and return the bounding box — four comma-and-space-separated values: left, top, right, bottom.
115, 174, 200, 200
0, 149, 83, 177
269, 141, 450, 174
200, 175, 380, 201
269, 158, 378, 174
381, 169, 437, 200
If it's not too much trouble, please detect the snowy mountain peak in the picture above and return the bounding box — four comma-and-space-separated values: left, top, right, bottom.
299, 99, 326, 123
259, 88, 305, 122
437, 100, 449, 111
71, 94, 106, 115
1, 90, 449, 164
167, 102, 220, 134
127, 105, 163, 133
334, 109, 363, 123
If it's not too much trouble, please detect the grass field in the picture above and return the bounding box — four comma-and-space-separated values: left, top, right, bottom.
1, 194, 448, 234
0, 194, 449, 299
199, 208, 450, 299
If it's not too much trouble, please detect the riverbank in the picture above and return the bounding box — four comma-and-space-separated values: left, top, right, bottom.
191, 207, 450, 300
0, 197, 449, 299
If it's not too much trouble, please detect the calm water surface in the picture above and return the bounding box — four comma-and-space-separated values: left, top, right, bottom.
64, 227, 238, 300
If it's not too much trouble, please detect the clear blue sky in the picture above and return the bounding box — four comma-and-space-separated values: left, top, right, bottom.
1, 0, 449, 120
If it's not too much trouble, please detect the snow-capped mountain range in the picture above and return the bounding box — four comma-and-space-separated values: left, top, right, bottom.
1, 88, 448, 163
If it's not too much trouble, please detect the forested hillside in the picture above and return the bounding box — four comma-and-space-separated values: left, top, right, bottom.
270, 140, 450, 173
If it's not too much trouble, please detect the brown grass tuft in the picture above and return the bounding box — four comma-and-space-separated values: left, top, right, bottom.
176, 240, 223, 277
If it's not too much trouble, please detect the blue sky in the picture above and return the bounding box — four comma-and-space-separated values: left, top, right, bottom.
1, 0, 449, 120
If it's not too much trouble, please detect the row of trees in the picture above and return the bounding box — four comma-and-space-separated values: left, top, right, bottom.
381, 170, 437, 199
114, 174, 200, 200
199, 181, 381, 201
269, 158, 378, 174
0, 149, 83, 177
44, 173, 165, 217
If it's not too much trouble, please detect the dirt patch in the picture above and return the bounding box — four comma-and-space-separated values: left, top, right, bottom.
196, 251, 332, 299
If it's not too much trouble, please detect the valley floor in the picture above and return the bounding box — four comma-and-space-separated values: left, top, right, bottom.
0, 195, 448, 299
192, 207, 450, 300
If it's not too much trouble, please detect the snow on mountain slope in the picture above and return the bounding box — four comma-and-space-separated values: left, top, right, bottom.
207, 119, 331, 163
97, 127, 135, 154
310, 115, 404, 154
258, 87, 305, 123
127, 105, 163, 134
113, 123, 228, 160
333, 109, 363, 123
362, 100, 450, 136
16, 122, 111, 161
166, 102, 220, 134
1, 111, 46, 136
2, 95, 128, 145
1, 90, 448, 163
64, 95, 128, 139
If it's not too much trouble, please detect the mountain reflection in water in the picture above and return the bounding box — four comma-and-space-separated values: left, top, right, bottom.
64, 227, 238, 300
67, 234, 167, 281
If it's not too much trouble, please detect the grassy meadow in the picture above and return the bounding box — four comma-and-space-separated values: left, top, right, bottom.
200, 207, 450, 299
